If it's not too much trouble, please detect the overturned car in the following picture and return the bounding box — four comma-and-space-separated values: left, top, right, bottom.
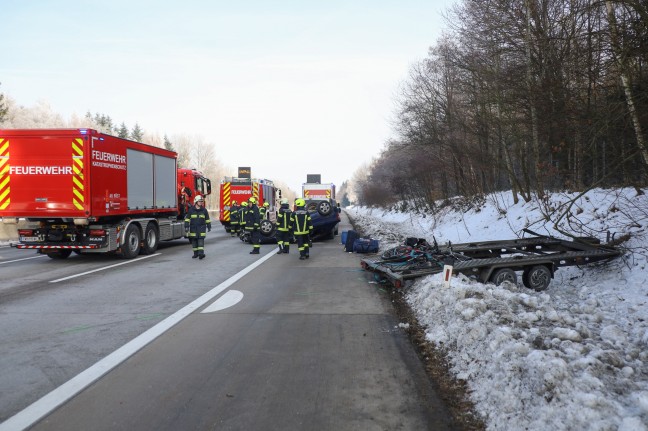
240, 198, 340, 244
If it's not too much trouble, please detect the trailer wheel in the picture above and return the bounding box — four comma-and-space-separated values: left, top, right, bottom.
141, 222, 159, 255
490, 268, 517, 286
121, 224, 141, 259
46, 250, 72, 259
259, 220, 276, 237
317, 200, 333, 216
523, 265, 552, 291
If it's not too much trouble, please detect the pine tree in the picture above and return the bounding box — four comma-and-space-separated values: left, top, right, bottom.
117, 122, 130, 139
163, 134, 174, 151
131, 123, 144, 142
102, 115, 114, 134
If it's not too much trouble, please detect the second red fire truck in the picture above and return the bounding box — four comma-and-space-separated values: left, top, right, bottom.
219, 171, 280, 237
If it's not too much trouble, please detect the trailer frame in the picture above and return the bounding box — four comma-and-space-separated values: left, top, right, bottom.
360, 231, 622, 290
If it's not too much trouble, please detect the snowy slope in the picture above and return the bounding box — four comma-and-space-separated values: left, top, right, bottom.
347, 189, 648, 431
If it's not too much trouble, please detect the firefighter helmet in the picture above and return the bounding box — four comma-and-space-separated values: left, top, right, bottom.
249, 197, 257, 204
295, 198, 305, 207
280, 198, 289, 205
194, 195, 204, 204
232, 200, 237, 205
263, 202, 269, 207
241, 201, 248, 207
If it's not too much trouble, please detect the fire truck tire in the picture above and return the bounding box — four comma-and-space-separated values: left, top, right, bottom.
141, 223, 159, 255
260, 220, 276, 237
47, 250, 72, 259
316, 200, 332, 216
490, 268, 517, 286
522, 265, 552, 291
122, 224, 142, 259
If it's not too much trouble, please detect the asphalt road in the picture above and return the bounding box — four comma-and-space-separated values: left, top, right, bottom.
0, 214, 454, 430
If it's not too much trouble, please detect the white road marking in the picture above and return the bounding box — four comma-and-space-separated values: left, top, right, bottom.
0, 255, 46, 265
49, 254, 161, 283
201, 290, 244, 313
0, 250, 275, 431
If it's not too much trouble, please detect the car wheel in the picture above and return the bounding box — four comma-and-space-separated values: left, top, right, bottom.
260, 220, 276, 237
317, 201, 332, 216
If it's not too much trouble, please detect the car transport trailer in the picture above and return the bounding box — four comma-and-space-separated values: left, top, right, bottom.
360, 229, 622, 290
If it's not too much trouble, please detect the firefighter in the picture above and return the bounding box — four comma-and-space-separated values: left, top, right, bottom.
244, 196, 261, 254
229, 200, 240, 237
178, 185, 192, 219
259, 201, 270, 220
275, 198, 292, 254
291, 198, 313, 260
184, 194, 211, 259
238, 201, 248, 240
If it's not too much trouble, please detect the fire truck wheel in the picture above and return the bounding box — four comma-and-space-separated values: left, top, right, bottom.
46, 250, 72, 259
316, 200, 332, 216
141, 223, 159, 255
122, 224, 142, 259
490, 268, 517, 286
259, 220, 276, 237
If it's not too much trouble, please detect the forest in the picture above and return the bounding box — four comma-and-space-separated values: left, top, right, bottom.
2, 1, 646, 211
354, 0, 648, 209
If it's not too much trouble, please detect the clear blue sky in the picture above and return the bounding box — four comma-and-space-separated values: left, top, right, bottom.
1, 0, 456, 194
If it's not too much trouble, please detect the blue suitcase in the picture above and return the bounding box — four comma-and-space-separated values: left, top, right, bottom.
352, 238, 379, 253
344, 230, 359, 252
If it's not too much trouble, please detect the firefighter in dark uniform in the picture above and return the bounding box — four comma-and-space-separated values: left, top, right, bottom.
238, 201, 248, 240
259, 201, 270, 220
229, 200, 240, 237
275, 198, 292, 254
291, 198, 313, 260
184, 194, 211, 259
244, 197, 261, 254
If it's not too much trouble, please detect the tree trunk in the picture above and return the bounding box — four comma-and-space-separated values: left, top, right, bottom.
605, 0, 648, 175
525, 0, 544, 197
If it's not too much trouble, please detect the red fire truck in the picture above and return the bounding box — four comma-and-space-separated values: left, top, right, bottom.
219, 175, 280, 236
0, 129, 211, 259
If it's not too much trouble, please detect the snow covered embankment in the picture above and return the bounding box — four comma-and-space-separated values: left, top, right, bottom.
347, 189, 648, 431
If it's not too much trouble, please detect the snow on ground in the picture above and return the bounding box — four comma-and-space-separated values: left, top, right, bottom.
347, 188, 648, 431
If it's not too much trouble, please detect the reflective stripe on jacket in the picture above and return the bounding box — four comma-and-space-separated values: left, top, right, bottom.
276, 206, 293, 232
184, 205, 211, 237
243, 205, 260, 231
290, 209, 313, 235
230, 204, 240, 224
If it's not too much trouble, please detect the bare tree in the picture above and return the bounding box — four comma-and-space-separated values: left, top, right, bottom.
0, 83, 8, 125
605, 0, 648, 173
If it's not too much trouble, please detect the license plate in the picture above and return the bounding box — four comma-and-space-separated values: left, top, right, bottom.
20, 237, 40, 242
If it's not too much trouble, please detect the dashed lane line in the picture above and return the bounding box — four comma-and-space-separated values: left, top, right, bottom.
49, 254, 161, 283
